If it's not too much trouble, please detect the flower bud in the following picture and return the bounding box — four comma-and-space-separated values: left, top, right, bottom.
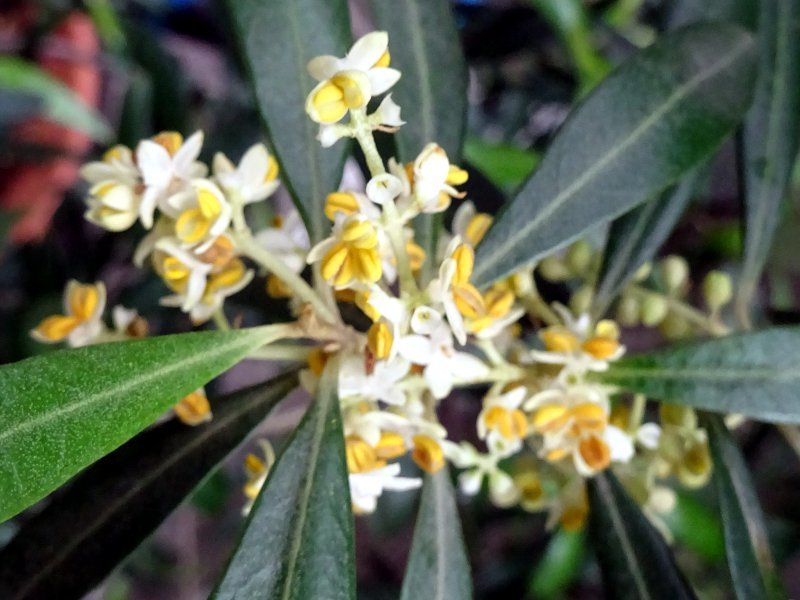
659, 255, 689, 294
640, 292, 668, 326
569, 284, 593, 315
702, 270, 732, 312
565, 240, 592, 275
615, 294, 640, 327
659, 311, 691, 340
633, 262, 652, 282
538, 256, 570, 281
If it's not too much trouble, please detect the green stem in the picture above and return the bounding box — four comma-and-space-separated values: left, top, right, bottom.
350, 108, 385, 177
629, 393, 646, 432
212, 308, 231, 331
627, 285, 729, 336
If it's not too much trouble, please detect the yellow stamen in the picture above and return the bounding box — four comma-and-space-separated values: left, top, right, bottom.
532, 404, 570, 433
578, 435, 611, 471
33, 315, 80, 342
207, 259, 246, 293
373, 49, 391, 68
346, 435, 383, 473
196, 235, 235, 268
581, 336, 620, 360
560, 503, 588, 532
174, 391, 212, 426
265, 155, 279, 182
451, 244, 474, 285
244, 453, 265, 478
411, 435, 445, 474
375, 432, 406, 460
102, 145, 125, 162
307, 347, 329, 376
540, 327, 580, 353
266, 274, 292, 298
483, 406, 527, 440
446, 165, 469, 186
311, 82, 347, 123
331, 73, 366, 109
175, 208, 212, 244
68, 283, 99, 321
152, 131, 183, 155
453, 283, 485, 319
367, 321, 393, 360
464, 213, 492, 246
406, 240, 426, 272
325, 192, 360, 221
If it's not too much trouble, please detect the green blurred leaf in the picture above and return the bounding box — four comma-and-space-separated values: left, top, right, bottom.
701, 414, 784, 599
463, 137, 540, 191
371, 0, 467, 285
528, 529, 585, 600
667, 0, 757, 30
736, 0, 800, 326
597, 327, 800, 423
0, 57, 111, 142
588, 472, 696, 599
664, 491, 725, 564
213, 357, 355, 599
473, 24, 757, 288
226, 0, 351, 243
531, 0, 611, 92
592, 170, 699, 319
400, 469, 471, 600
0, 372, 298, 600
0, 326, 279, 522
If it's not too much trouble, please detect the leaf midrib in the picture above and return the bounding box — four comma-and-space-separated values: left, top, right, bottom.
475, 36, 751, 284
606, 364, 800, 382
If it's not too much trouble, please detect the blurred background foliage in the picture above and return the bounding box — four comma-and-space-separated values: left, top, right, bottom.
1, 0, 799, 598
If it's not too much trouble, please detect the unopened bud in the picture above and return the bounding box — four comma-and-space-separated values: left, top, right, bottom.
538, 256, 570, 281
569, 284, 593, 315
640, 292, 668, 326
702, 271, 732, 312
565, 240, 593, 275
659, 255, 689, 293
615, 294, 640, 327
659, 311, 691, 340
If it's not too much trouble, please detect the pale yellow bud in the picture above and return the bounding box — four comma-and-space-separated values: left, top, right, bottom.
640, 292, 668, 327
565, 240, 593, 275
659, 255, 689, 294
702, 270, 732, 312
659, 311, 692, 340
569, 284, 593, 315
615, 294, 640, 327
537, 256, 570, 281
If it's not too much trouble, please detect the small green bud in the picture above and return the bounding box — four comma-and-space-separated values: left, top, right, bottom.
569, 284, 593, 315
615, 294, 640, 327
702, 270, 732, 311
538, 256, 570, 281
640, 292, 668, 326
565, 240, 593, 275
659, 255, 689, 294
660, 403, 697, 429
659, 311, 692, 340
633, 261, 652, 282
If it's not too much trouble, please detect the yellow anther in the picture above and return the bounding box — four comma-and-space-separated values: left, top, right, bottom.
152, 131, 183, 155
175, 208, 212, 244
311, 82, 348, 124
595, 319, 620, 339
174, 391, 212, 426
197, 187, 222, 219
33, 315, 80, 342
546, 447, 569, 462
102, 145, 125, 162
560, 503, 588, 532
325, 192, 360, 221
581, 336, 620, 360
68, 283, 100, 321
367, 321, 393, 360
609, 404, 631, 431
341, 219, 378, 247
92, 181, 117, 198
569, 403, 608, 433
374, 49, 391, 68
266, 274, 292, 298
307, 347, 329, 376
321, 242, 349, 281
483, 406, 527, 440
485, 288, 514, 318
453, 283, 485, 319
375, 432, 406, 460
683, 439, 711, 477
578, 435, 611, 472
354, 291, 381, 321
411, 435, 445, 474
540, 327, 580, 353
660, 403, 697, 429
446, 165, 469, 186
406, 240, 426, 272
265, 155, 279, 182
516, 473, 544, 507
160, 256, 191, 282
331, 72, 367, 109
451, 243, 474, 284
271, 214, 284, 228
464, 213, 492, 246
244, 453, 265, 478
346, 435, 383, 473
532, 404, 570, 433
207, 259, 246, 293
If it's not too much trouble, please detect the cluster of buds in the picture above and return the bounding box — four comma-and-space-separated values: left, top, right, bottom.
36, 31, 725, 530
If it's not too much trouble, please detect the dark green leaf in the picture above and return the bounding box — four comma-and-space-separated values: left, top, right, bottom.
0, 326, 277, 522
0, 372, 298, 600
588, 472, 696, 600
213, 357, 355, 599
667, 0, 757, 31
736, 0, 800, 326
226, 0, 351, 243
0, 57, 111, 142
701, 413, 784, 599
663, 491, 725, 564
592, 171, 699, 319
463, 137, 540, 191
528, 529, 585, 600
400, 468, 472, 600
473, 24, 757, 287
371, 0, 467, 285
596, 327, 800, 423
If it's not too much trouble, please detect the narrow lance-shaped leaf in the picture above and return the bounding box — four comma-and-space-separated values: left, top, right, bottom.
701, 413, 785, 600
592, 170, 700, 319
736, 0, 800, 325
370, 0, 467, 284
588, 471, 696, 599
226, 0, 351, 243
596, 327, 800, 423
0, 57, 111, 142
0, 326, 279, 522
213, 357, 355, 600
400, 468, 472, 600
0, 372, 299, 600
473, 24, 757, 288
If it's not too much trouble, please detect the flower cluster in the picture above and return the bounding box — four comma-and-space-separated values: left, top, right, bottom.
41, 30, 724, 531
